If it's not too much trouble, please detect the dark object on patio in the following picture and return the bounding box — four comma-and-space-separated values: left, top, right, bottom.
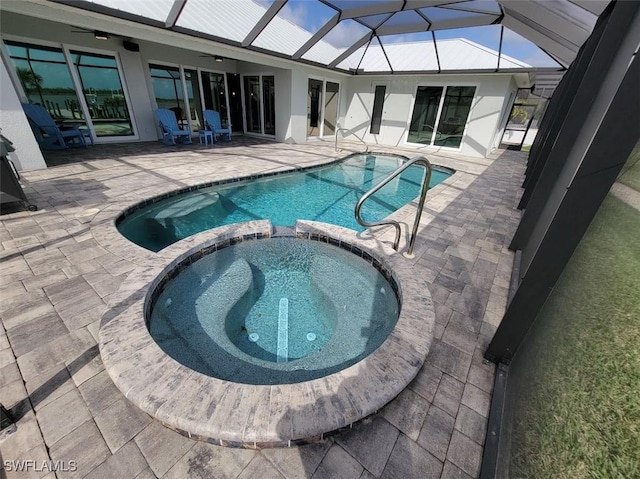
0, 134, 37, 212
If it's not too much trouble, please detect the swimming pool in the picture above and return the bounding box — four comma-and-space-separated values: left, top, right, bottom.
117, 153, 453, 251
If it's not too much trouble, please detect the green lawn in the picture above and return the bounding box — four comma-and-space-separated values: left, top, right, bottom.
617, 144, 640, 190
508, 194, 640, 478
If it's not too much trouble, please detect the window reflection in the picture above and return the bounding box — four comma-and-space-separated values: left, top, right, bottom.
408, 86, 443, 145
324, 81, 339, 137
434, 86, 475, 148
307, 78, 323, 137
150, 65, 185, 126
263, 76, 275, 136
5, 41, 87, 129
407, 85, 476, 148
243, 76, 262, 134
201, 71, 228, 126
184, 69, 202, 132
71, 51, 134, 137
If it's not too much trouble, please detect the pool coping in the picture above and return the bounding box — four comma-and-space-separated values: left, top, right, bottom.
98, 220, 435, 447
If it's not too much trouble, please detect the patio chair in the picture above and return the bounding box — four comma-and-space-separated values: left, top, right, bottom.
203, 110, 231, 142
155, 108, 192, 146
21, 103, 92, 149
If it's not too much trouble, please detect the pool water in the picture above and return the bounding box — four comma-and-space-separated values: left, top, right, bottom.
118, 153, 452, 251
148, 238, 399, 385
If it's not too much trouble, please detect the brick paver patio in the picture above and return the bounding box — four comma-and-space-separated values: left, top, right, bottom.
0, 137, 526, 478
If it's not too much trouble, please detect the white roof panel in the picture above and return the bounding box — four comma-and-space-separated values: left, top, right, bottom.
338, 38, 529, 72
53, 0, 605, 71
83, 0, 175, 23
175, 0, 264, 42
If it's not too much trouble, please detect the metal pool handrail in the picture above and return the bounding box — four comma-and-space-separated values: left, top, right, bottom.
355, 156, 433, 258
335, 124, 369, 153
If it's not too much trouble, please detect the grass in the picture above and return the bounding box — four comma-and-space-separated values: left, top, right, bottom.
617, 143, 640, 190
507, 194, 640, 478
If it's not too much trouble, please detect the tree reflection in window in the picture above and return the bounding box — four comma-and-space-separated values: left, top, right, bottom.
71, 51, 134, 137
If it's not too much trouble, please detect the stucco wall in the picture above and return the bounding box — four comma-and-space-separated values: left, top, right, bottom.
0, 58, 46, 170
343, 74, 514, 158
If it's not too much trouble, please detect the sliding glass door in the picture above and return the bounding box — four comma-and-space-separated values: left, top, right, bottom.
263, 76, 275, 136
307, 78, 340, 138
149, 64, 186, 130
408, 86, 443, 145
200, 71, 228, 128
243, 76, 262, 134
324, 82, 339, 136
183, 69, 202, 132
307, 79, 323, 137
242, 74, 275, 136
149, 63, 230, 134
408, 85, 476, 149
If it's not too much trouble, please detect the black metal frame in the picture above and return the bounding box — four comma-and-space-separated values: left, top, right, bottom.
482, 3, 640, 474
486, 0, 640, 364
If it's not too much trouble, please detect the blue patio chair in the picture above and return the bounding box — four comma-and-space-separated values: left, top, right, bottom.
155, 108, 192, 146
22, 103, 92, 149
203, 110, 231, 142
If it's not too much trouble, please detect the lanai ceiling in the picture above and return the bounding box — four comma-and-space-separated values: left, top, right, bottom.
49, 0, 610, 73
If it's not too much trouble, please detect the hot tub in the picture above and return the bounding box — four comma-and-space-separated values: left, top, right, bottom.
99, 221, 435, 446
148, 237, 399, 385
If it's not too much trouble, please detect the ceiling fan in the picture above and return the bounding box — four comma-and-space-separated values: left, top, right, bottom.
199, 53, 225, 62
70, 26, 139, 51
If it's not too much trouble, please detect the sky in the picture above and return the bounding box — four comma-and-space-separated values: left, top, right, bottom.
255, 0, 561, 67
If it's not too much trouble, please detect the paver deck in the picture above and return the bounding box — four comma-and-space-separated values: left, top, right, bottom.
0, 137, 526, 478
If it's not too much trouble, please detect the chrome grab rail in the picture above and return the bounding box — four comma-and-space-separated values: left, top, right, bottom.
355, 156, 432, 258
335, 125, 369, 153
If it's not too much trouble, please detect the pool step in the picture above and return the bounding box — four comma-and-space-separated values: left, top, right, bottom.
272, 226, 296, 237
277, 297, 289, 363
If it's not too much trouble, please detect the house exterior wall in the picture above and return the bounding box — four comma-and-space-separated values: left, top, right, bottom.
0, 4, 522, 168
0, 57, 46, 170
343, 74, 514, 158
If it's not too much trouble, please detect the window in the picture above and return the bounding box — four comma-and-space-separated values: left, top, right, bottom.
70, 50, 134, 136
370, 85, 386, 134
5, 40, 135, 139
5, 42, 86, 130
407, 85, 476, 148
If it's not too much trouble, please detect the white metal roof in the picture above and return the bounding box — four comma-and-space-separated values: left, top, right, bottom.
46, 0, 610, 74
337, 37, 529, 72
